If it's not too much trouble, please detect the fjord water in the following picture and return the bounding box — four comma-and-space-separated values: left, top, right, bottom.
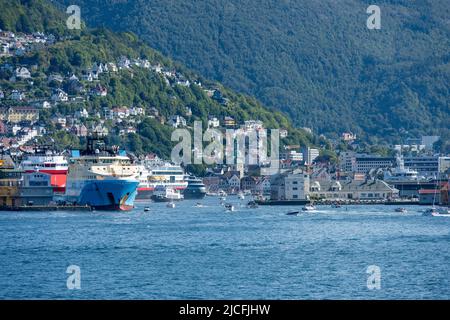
0, 198, 449, 299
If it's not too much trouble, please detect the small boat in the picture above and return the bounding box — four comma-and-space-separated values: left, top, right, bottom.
331, 203, 342, 208
225, 203, 235, 212
166, 202, 176, 208
395, 207, 407, 213
194, 202, 204, 208
302, 204, 317, 212
144, 207, 151, 212
286, 211, 299, 216
423, 207, 450, 217
151, 185, 183, 202
238, 192, 245, 200
246, 201, 258, 209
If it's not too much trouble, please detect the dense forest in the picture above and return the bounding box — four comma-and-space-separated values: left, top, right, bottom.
56, 0, 450, 145
0, 0, 317, 160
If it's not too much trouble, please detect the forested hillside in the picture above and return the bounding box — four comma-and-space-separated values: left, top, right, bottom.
0, 0, 314, 159
57, 0, 450, 144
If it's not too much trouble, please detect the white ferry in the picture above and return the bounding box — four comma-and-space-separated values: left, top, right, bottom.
136, 161, 187, 199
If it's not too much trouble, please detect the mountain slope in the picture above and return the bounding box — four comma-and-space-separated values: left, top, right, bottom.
57, 0, 450, 143
0, 0, 314, 160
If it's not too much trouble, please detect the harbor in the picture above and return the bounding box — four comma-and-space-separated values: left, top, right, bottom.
1, 198, 449, 299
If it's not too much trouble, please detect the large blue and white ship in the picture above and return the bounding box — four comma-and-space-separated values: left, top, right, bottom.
64, 136, 139, 211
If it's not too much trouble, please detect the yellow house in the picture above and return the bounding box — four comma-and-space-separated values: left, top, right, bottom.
0, 107, 39, 123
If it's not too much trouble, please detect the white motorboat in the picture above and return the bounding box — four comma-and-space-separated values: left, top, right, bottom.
151, 185, 183, 202
302, 204, 317, 212
225, 203, 235, 212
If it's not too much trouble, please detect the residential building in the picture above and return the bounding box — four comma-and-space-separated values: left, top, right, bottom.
342, 132, 356, 142
255, 178, 271, 195
0, 107, 39, 123
15, 67, 31, 79
240, 176, 258, 193
227, 174, 241, 191
279, 129, 288, 138
169, 115, 187, 128
207, 116, 220, 128
9, 90, 25, 101
75, 108, 89, 118
223, 116, 236, 127
51, 89, 68, 102
91, 85, 107, 97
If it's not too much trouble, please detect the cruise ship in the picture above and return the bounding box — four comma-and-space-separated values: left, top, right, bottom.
136, 161, 187, 199
182, 176, 207, 199
64, 136, 139, 211
20, 146, 68, 193
383, 155, 432, 198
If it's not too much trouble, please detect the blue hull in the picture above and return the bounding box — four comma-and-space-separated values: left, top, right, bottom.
78, 179, 139, 211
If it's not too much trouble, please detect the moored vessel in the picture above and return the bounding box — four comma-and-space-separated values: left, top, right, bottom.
20, 145, 68, 194
64, 136, 139, 211
151, 185, 183, 202
136, 161, 187, 199
182, 176, 206, 199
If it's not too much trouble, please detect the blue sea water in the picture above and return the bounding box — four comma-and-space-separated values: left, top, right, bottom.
0, 197, 449, 299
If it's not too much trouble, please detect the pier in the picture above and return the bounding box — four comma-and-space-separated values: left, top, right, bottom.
0, 204, 92, 212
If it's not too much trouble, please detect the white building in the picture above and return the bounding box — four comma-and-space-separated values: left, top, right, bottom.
227, 174, 241, 190
51, 89, 68, 102
302, 147, 320, 165
15, 67, 31, 79
270, 169, 310, 201
169, 115, 187, 128
9, 90, 25, 101
207, 116, 220, 128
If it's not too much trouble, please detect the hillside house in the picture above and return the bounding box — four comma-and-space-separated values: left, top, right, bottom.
51, 89, 68, 102
15, 67, 31, 79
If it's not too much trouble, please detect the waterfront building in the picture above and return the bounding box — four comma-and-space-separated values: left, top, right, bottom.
240, 176, 258, 193
352, 155, 395, 173
309, 179, 398, 201
270, 169, 310, 201
403, 156, 443, 177
255, 177, 271, 195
